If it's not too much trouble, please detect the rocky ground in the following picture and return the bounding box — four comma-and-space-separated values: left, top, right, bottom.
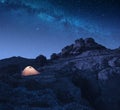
0, 38, 120, 110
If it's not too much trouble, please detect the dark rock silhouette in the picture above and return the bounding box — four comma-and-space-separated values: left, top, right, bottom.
50, 53, 59, 60
54, 38, 106, 58
35, 54, 47, 66
0, 38, 120, 110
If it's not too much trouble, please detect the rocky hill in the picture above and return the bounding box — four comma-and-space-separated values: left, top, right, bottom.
0, 38, 120, 110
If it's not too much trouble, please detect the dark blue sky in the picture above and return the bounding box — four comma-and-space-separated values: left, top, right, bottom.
0, 0, 120, 59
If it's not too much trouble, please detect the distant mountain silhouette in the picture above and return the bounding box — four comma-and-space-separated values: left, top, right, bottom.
0, 38, 120, 110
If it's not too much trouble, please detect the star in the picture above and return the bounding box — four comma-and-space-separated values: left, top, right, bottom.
36, 27, 40, 31
101, 14, 105, 17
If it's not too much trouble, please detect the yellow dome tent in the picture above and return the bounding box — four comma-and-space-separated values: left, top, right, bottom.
22, 66, 39, 76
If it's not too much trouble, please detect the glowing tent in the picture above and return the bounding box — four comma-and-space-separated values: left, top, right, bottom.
22, 66, 40, 76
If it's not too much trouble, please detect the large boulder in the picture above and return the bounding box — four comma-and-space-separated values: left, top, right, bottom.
74, 38, 85, 48
35, 55, 47, 66
84, 38, 106, 50
61, 44, 73, 57
50, 53, 59, 60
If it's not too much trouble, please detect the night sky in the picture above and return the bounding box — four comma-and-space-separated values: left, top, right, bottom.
0, 0, 120, 59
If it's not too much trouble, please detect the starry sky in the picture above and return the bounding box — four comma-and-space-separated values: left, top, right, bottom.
0, 0, 120, 59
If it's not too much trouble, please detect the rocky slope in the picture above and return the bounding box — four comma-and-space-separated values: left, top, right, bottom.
0, 38, 120, 110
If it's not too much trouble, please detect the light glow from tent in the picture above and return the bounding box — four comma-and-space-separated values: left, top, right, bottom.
22, 66, 40, 76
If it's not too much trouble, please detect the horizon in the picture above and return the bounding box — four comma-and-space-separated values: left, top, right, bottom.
0, 37, 119, 60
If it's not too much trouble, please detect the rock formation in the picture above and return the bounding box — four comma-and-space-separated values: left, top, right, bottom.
53, 38, 106, 58
0, 37, 120, 110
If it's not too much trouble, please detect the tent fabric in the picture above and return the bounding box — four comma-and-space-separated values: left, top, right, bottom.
22, 66, 39, 76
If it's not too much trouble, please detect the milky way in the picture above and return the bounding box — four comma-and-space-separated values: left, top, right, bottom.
0, 0, 120, 59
